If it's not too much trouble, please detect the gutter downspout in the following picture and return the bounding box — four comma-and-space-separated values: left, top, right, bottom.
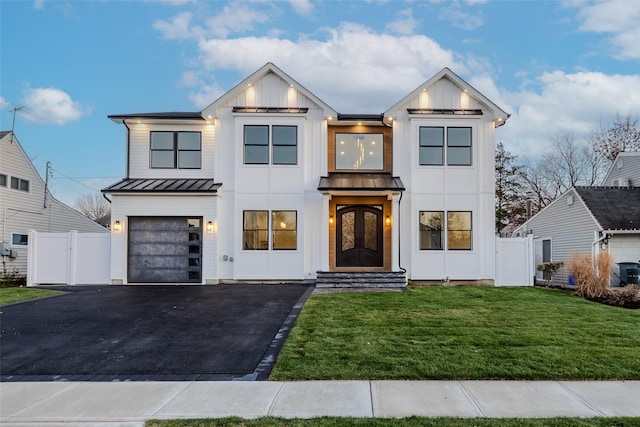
398, 191, 406, 274
592, 230, 608, 259
123, 120, 131, 179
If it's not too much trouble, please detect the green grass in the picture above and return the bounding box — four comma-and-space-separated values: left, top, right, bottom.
146, 417, 640, 427
270, 287, 640, 380
0, 287, 62, 305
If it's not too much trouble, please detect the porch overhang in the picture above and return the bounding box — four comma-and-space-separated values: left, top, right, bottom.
317, 173, 405, 195
102, 178, 222, 194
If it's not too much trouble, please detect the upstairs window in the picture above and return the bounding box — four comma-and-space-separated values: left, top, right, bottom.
0, 174, 6, 187
335, 133, 383, 170
419, 126, 472, 166
150, 131, 201, 169
10, 176, 29, 192
244, 125, 298, 165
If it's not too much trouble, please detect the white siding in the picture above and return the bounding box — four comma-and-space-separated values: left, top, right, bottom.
404, 77, 485, 110
1, 134, 107, 277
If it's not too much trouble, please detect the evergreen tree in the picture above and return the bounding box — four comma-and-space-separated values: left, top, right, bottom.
495, 142, 526, 234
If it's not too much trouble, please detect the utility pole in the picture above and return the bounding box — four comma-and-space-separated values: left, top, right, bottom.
10, 106, 24, 140
44, 161, 51, 209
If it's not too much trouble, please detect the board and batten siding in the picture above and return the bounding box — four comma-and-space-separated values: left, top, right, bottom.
603, 152, 640, 187
519, 188, 599, 283
1, 133, 107, 277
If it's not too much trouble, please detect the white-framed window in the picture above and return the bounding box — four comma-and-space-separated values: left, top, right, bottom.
243, 210, 297, 250
150, 131, 201, 169
11, 233, 28, 246
419, 210, 472, 250
10, 176, 30, 192
419, 126, 472, 166
0, 173, 7, 187
243, 125, 298, 165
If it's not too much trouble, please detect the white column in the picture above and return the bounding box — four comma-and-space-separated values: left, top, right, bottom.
320, 193, 330, 271
391, 193, 401, 272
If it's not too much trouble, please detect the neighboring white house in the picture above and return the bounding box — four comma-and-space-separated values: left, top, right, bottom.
1, 131, 108, 278
103, 63, 509, 285
513, 185, 640, 286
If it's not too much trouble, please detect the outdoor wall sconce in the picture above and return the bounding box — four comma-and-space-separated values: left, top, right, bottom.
385, 216, 392, 226
113, 221, 122, 232
329, 215, 334, 225
206, 221, 215, 233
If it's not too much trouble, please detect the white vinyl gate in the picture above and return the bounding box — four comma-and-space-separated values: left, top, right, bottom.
495, 235, 535, 286
27, 230, 110, 286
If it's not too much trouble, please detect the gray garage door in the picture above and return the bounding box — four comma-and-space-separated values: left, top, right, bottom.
128, 217, 202, 283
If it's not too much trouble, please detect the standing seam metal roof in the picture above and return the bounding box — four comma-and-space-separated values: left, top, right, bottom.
102, 178, 221, 193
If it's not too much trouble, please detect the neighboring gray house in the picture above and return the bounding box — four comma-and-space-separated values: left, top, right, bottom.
1, 131, 108, 278
602, 151, 640, 187
513, 185, 640, 286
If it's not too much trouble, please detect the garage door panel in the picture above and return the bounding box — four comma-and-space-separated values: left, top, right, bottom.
128, 217, 202, 283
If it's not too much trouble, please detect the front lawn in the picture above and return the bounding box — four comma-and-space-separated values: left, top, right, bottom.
270, 286, 640, 380
0, 287, 62, 305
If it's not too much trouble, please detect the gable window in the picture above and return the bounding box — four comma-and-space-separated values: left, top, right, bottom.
419, 210, 472, 250
419, 126, 472, 166
0, 174, 6, 187
335, 133, 383, 170
12, 233, 28, 246
150, 131, 201, 169
244, 125, 298, 165
243, 210, 298, 250
10, 176, 29, 192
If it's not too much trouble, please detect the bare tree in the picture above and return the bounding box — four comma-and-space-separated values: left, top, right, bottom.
75, 192, 110, 221
590, 114, 640, 162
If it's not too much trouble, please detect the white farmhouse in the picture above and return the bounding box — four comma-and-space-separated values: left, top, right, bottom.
103, 63, 509, 286
1, 131, 108, 279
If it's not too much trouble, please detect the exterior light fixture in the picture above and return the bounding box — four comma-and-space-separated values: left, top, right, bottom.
329, 215, 334, 225
385, 216, 392, 226
206, 221, 215, 233
113, 221, 122, 232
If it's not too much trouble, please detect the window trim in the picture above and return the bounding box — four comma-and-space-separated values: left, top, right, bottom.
243, 210, 269, 250
244, 125, 270, 165
150, 131, 202, 169
272, 210, 297, 250
272, 125, 298, 165
242, 209, 298, 251
0, 174, 7, 187
418, 210, 473, 251
418, 125, 473, 167
9, 176, 30, 192
243, 124, 299, 166
11, 232, 28, 247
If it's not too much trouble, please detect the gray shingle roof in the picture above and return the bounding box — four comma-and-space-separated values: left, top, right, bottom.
103, 178, 221, 193
575, 186, 640, 231
318, 173, 405, 191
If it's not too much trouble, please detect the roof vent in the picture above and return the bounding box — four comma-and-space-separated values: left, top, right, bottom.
613, 178, 630, 187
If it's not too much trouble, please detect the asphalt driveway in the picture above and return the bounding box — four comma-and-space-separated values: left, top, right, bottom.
0, 284, 312, 381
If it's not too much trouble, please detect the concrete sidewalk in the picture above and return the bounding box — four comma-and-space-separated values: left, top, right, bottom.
1, 381, 639, 426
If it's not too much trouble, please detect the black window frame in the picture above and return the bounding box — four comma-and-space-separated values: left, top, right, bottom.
419, 126, 472, 166
150, 131, 202, 169
447, 211, 472, 250
419, 127, 444, 166
243, 210, 269, 250
446, 127, 472, 166
272, 210, 297, 250
243, 124, 298, 165
419, 211, 444, 250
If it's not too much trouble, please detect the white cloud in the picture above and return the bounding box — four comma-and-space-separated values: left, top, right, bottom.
194, 22, 466, 112
497, 71, 640, 157
288, 0, 313, 16
438, 4, 484, 30
204, 4, 269, 38
573, 1, 640, 59
385, 8, 419, 35
154, 11, 201, 40
20, 87, 91, 125
0, 96, 10, 109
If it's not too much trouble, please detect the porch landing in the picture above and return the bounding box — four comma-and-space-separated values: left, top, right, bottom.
315, 271, 407, 288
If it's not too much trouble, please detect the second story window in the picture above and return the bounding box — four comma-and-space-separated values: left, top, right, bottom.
244, 125, 298, 165
419, 126, 472, 166
150, 131, 201, 169
335, 133, 383, 170
0, 174, 7, 187
10, 176, 29, 192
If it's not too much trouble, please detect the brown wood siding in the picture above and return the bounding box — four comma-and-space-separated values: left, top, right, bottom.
328, 125, 393, 173
329, 196, 392, 271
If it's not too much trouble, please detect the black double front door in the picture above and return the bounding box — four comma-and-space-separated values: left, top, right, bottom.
336, 205, 383, 267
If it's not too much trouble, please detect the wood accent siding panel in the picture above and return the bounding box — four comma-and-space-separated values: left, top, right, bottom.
328, 125, 392, 173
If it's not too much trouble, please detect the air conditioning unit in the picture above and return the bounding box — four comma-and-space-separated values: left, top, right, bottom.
613, 178, 630, 187
9, 249, 18, 259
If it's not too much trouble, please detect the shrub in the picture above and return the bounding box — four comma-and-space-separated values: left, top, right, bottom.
536, 261, 563, 281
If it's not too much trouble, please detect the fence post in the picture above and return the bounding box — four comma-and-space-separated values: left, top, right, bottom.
68, 230, 78, 285
27, 230, 37, 287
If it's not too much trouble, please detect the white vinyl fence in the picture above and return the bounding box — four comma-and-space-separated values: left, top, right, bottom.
27, 231, 110, 286
495, 235, 535, 286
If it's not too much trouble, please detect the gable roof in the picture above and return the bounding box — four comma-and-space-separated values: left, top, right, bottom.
202, 62, 337, 118
602, 151, 640, 186
575, 186, 640, 231
384, 67, 510, 127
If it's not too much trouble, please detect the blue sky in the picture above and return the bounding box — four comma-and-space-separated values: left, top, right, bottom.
1, 0, 639, 207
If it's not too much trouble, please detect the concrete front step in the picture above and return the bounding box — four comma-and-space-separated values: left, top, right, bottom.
316, 271, 407, 288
